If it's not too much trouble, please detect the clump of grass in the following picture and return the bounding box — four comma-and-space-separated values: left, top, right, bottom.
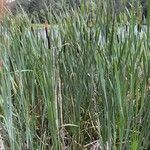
0, 0, 150, 149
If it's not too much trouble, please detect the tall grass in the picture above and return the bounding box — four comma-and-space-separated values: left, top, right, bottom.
0, 0, 150, 149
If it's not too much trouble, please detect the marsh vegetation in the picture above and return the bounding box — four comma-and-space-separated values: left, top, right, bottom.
0, 0, 150, 149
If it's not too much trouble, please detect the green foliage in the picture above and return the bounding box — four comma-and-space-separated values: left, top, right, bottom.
0, 0, 150, 149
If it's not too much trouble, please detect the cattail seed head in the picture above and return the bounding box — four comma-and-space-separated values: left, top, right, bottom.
0, 0, 6, 21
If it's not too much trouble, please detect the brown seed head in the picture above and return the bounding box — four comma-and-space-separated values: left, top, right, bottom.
0, 0, 6, 21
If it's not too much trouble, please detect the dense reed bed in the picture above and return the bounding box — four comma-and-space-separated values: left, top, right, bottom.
0, 1, 150, 149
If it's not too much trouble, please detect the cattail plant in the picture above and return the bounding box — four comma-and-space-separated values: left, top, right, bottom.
0, 0, 150, 149
0, 0, 6, 20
